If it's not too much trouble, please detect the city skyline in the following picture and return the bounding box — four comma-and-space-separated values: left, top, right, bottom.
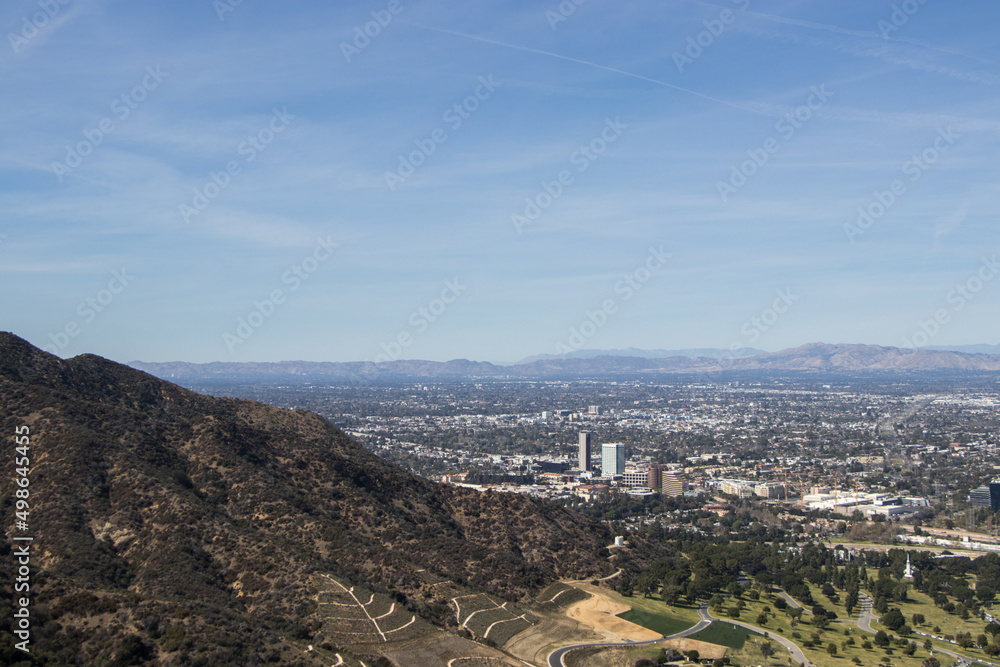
3, 1, 999, 364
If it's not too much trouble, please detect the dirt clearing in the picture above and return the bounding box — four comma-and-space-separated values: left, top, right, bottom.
660, 637, 727, 660
563, 584, 661, 642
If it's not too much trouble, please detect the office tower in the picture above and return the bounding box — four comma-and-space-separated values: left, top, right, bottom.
969, 482, 1000, 510
662, 472, 686, 497
578, 432, 592, 471
647, 464, 667, 490
601, 442, 626, 476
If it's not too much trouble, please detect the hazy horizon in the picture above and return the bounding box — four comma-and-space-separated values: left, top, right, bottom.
120, 341, 1000, 366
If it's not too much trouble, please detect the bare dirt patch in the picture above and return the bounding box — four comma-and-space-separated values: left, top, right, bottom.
565, 638, 726, 667
660, 637, 727, 660
564, 645, 650, 667
563, 584, 661, 642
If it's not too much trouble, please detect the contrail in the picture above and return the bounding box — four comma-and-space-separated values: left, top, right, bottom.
690, 0, 997, 67
408, 23, 771, 118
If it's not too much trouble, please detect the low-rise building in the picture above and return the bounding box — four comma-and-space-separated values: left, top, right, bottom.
622, 469, 650, 488
754, 481, 785, 499
719, 479, 754, 498
575, 484, 610, 501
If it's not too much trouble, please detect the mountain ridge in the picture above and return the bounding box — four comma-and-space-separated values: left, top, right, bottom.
512, 346, 767, 364
927, 344, 1000, 355
128, 342, 1000, 380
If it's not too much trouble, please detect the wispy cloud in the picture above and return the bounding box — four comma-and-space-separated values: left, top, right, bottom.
725, 6, 1000, 85
407, 23, 772, 117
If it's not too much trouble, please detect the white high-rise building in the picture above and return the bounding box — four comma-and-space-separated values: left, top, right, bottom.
601, 442, 626, 476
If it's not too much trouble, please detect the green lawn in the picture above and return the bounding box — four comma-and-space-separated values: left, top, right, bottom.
727, 633, 794, 667
603, 589, 702, 628
887, 587, 987, 638
709, 585, 946, 667
689, 621, 762, 649
602, 571, 998, 667
867, 587, 997, 663
618, 608, 693, 637
805, 581, 856, 621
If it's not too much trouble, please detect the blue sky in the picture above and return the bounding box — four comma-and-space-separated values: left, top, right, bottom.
2, 0, 999, 363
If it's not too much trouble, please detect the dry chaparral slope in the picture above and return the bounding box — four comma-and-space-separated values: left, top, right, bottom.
0, 333, 642, 666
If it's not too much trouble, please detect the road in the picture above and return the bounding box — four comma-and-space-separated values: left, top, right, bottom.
546, 603, 713, 667
546, 635, 664, 667
684, 603, 715, 638
857, 592, 876, 633
702, 605, 809, 666
776, 590, 812, 615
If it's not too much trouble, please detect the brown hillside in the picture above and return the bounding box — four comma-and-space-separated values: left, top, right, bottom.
0, 333, 618, 665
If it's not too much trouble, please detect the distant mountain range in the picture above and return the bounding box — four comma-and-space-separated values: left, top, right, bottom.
927, 344, 1000, 355
129, 343, 1000, 381
513, 346, 766, 364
